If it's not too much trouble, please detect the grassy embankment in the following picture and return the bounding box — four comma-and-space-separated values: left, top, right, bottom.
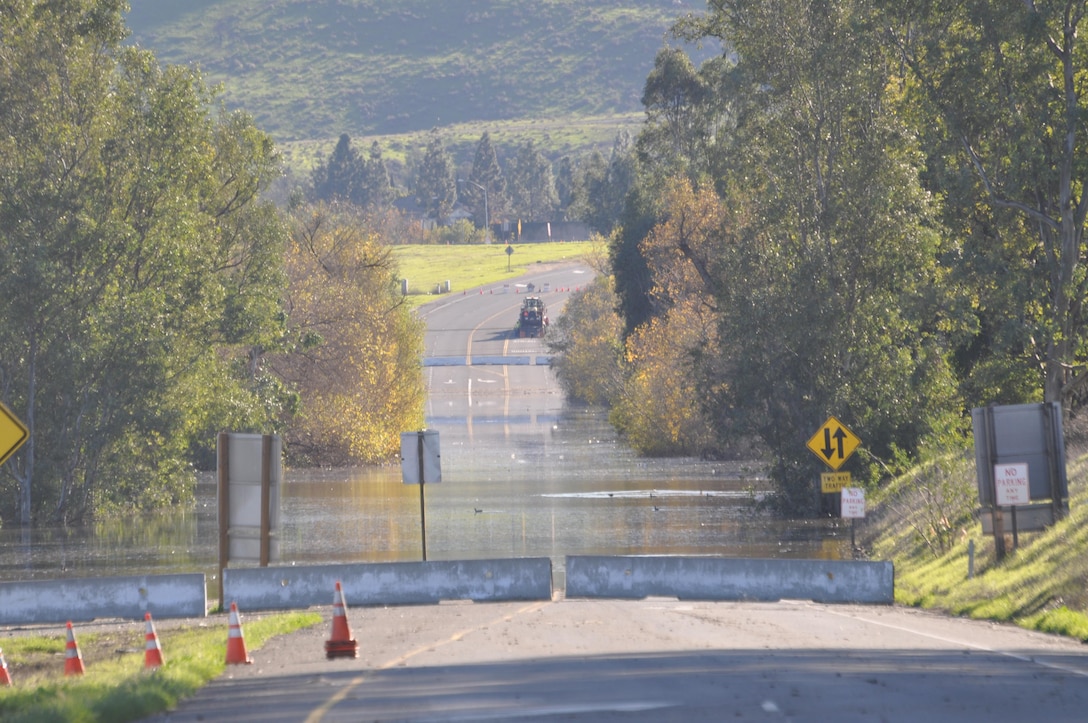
0, 611, 321, 722
391, 240, 600, 307
868, 447, 1088, 640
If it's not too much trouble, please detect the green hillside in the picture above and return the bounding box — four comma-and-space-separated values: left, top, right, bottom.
124, 0, 716, 171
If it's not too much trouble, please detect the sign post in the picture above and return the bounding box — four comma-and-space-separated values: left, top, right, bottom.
808, 416, 863, 527
216, 432, 282, 607
401, 430, 441, 561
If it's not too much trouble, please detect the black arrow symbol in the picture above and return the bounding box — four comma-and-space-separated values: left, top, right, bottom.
833, 427, 847, 459
821, 427, 848, 460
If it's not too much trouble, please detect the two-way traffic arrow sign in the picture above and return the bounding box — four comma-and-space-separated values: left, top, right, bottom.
806, 416, 860, 471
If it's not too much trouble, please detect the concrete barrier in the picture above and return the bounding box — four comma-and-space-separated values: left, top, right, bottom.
565, 556, 894, 604
223, 558, 553, 611
0, 573, 207, 624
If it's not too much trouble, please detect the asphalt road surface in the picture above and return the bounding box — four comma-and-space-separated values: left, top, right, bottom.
147, 597, 1088, 722
417, 263, 594, 424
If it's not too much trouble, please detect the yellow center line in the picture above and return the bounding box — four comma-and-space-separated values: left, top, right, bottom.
304, 600, 550, 723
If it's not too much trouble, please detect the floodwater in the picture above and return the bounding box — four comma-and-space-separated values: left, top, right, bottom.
0, 407, 852, 589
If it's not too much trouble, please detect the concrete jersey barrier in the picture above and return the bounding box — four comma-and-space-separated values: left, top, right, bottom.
0, 573, 207, 624
223, 558, 554, 611
565, 555, 894, 604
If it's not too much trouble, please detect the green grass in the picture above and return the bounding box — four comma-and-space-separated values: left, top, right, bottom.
392, 239, 601, 306
0, 612, 321, 722
870, 448, 1088, 640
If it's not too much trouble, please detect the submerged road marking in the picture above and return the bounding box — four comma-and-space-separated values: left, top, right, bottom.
304, 601, 551, 723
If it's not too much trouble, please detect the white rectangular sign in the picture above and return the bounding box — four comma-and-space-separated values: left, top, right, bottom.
841, 487, 866, 519
401, 430, 441, 484
994, 462, 1030, 506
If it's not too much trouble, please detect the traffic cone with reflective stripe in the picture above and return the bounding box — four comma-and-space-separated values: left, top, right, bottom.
0, 648, 11, 686
144, 612, 164, 669
64, 622, 85, 676
225, 602, 252, 665
324, 581, 359, 659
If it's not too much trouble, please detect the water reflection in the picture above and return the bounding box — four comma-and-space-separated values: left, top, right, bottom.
0, 408, 853, 585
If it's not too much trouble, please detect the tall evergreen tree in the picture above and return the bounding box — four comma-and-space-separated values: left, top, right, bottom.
554, 155, 576, 220
507, 139, 558, 222
464, 131, 506, 229
414, 131, 456, 222
312, 133, 364, 203
360, 140, 395, 211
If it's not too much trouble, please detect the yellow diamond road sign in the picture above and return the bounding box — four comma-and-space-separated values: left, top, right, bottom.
0, 402, 28, 467
807, 416, 860, 471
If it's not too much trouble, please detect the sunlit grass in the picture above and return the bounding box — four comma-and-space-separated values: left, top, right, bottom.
392, 240, 599, 307
0, 612, 321, 722
873, 448, 1088, 640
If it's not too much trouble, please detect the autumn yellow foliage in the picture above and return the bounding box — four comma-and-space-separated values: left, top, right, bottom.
270, 204, 425, 465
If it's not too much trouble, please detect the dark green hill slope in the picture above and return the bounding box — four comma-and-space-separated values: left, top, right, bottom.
125, 0, 712, 153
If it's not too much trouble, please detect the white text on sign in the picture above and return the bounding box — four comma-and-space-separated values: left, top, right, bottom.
994, 462, 1030, 506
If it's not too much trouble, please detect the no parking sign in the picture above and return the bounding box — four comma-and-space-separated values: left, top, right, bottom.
994, 463, 1030, 506
841, 487, 866, 519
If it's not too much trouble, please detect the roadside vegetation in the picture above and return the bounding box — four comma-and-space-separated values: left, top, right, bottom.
0, 612, 321, 722
864, 446, 1088, 641
0, 6, 429, 525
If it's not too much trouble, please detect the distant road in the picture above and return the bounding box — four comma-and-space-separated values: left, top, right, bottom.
416, 263, 595, 424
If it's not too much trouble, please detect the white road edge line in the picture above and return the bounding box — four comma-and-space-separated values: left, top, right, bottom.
805, 602, 1088, 679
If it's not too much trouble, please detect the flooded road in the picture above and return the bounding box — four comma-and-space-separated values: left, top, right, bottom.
0, 266, 852, 588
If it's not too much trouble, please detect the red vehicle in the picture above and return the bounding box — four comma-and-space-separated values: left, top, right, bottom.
516, 296, 548, 338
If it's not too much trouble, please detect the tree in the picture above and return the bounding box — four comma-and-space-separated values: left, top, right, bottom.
506, 139, 559, 222
414, 130, 456, 222
643, 0, 961, 512
0, 1, 287, 524
554, 155, 577, 220
312, 133, 364, 203
270, 203, 425, 465
640, 47, 707, 164
313, 136, 394, 212
879, 0, 1088, 408
547, 275, 625, 406
361, 140, 396, 211
464, 131, 506, 229
573, 132, 640, 236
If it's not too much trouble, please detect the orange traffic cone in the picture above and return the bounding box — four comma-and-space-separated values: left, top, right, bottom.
64, 622, 85, 676
225, 602, 252, 665
0, 648, 12, 686
144, 611, 164, 669
324, 581, 359, 659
